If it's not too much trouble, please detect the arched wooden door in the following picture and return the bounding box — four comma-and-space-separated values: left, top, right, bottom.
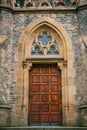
28, 64, 62, 126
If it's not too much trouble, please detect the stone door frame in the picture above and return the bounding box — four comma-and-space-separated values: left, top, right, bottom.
22, 58, 66, 126
14, 17, 76, 126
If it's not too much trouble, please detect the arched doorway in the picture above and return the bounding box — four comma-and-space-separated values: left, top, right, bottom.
27, 29, 63, 126
15, 17, 76, 126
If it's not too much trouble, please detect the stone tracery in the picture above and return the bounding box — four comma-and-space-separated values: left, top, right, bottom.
0, 0, 78, 8
30, 32, 59, 56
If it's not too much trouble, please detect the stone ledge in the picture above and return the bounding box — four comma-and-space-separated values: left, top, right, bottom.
0, 127, 87, 130
78, 105, 87, 109
0, 105, 12, 109
0, 5, 76, 12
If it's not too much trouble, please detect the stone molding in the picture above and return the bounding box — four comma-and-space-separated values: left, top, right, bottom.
79, 105, 87, 109
14, 17, 76, 126
0, 0, 87, 12
18, 17, 73, 62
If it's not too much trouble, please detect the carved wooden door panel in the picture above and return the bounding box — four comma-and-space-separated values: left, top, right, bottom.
28, 64, 62, 126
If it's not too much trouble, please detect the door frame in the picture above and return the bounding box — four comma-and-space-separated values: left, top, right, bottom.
15, 18, 76, 126
22, 57, 67, 126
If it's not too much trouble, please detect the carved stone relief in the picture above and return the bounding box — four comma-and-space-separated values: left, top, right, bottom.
12, 0, 77, 8
39, 0, 51, 8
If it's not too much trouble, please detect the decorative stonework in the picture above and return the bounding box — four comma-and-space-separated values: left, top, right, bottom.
1, 0, 87, 8
13, 17, 77, 126
53, 0, 65, 7
1, 2, 86, 126
79, 36, 87, 105
39, 0, 51, 8
24, 0, 35, 7
0, 0, 78, 8
31, 32, 59, 56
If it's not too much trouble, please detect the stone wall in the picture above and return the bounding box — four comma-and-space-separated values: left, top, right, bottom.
0, 10, 80, 126
0, 5, 87, 126
77, 9, 87, 126
13, 12, 80, 105
0, 105, 11, 127
78, 9, 87, 105
0, 11, 13, 105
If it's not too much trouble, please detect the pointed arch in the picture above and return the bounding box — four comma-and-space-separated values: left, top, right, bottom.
18, 17, 73, 62
15, 17, 76, 126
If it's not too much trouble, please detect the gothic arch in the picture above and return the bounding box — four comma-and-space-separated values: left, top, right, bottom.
15, 17, 76, 126
18, 17, 73, 62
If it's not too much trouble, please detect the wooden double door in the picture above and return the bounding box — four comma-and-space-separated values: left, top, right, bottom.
28, 64, 62, 126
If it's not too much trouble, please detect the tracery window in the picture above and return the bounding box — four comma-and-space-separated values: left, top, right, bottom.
31, 32, 59, 56
0, 0, 77, 7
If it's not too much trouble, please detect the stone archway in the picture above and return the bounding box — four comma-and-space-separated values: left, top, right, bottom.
15, 17, 76, 126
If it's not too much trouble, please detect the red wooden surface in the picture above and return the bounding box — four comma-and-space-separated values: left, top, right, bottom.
28, 64, 62, 126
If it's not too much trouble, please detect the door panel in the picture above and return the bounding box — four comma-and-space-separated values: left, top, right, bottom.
29, 64, 62, 126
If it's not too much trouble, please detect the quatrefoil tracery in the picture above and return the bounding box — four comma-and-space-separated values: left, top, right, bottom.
31, 32, 59, 56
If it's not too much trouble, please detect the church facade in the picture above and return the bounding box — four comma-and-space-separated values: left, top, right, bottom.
0, 0, 87, 127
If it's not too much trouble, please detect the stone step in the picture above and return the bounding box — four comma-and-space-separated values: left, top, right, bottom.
0, 127, 87, 130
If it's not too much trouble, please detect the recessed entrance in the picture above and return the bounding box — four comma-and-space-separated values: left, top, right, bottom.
15, 18, 75, 126
28, 64, 62, 126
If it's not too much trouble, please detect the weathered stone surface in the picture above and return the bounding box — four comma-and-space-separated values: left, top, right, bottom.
0, 127, 87, 130
0, 36, 7, 45
0, 105, 12, 127
79, 105, 87, 127
0, 0, 87, 127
